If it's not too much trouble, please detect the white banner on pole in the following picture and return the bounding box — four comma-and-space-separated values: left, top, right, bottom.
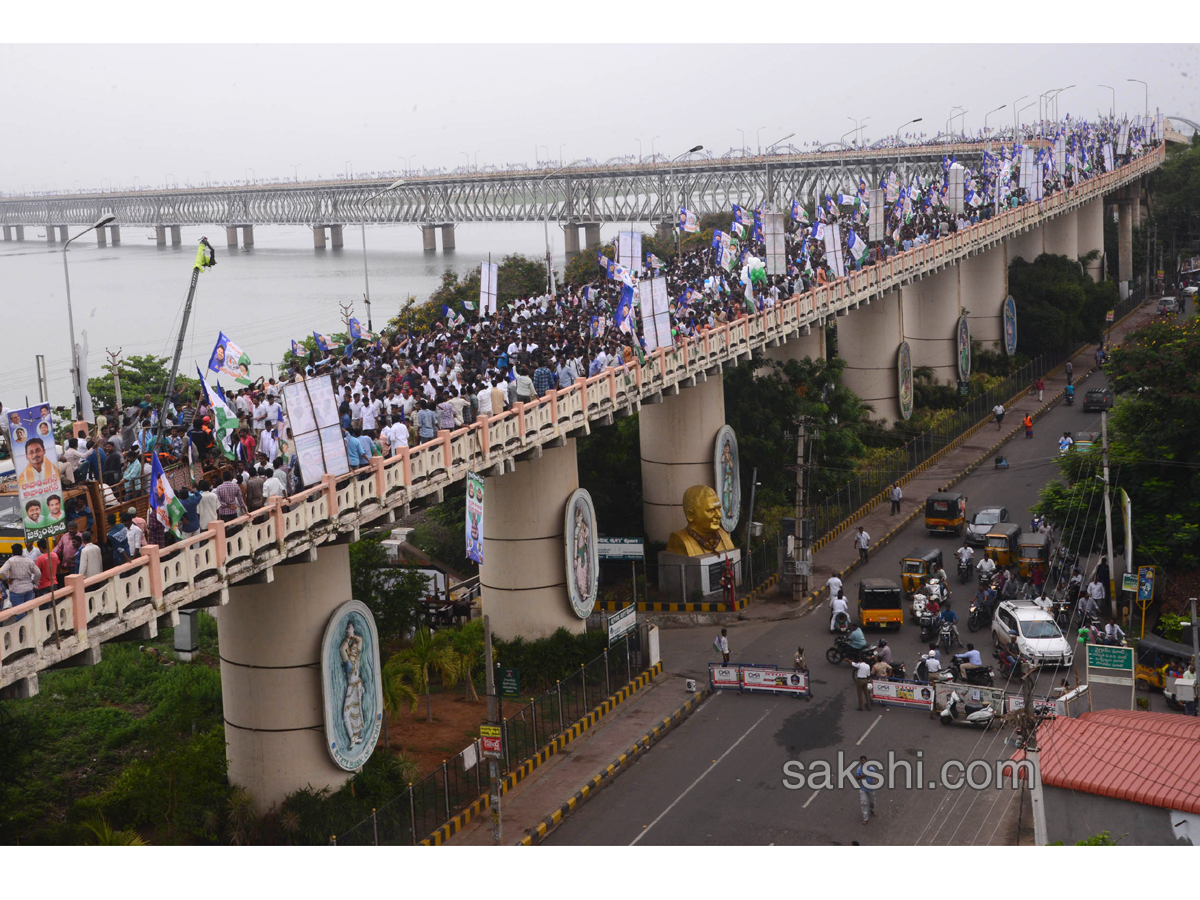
947, 167, 965, 215
1116, 121, 1129, 156
480, 262, 498, 316
617, 231, 642, 275
763, 211, 786, 276
283, 374, 349, 482
640, 276, 671, 351
823, 223, 845, 279
868, 188, 884, 243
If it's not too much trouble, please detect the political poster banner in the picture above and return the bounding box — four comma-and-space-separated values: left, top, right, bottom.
480, 261, 499, 316
823, 223, 845, 278
642, 276, 672, 352
466, 471, 484, 564
678, 207, 699, 233
1116, 121, 1129, 156
148, 451, 185, 538
617, 231, 642, 275
283, 374, 349, 482
867, 189, 885, 243
763, 211, 786, 276
208, 332, 253, 386
6, 404, 66, 544
947, 166, 965, 215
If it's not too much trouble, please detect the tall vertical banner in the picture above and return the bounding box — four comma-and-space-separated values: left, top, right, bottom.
6, 404, 66, 543
867, 188, 885, 243
1116, 122, 1129, 156
208, 332, 253, 386
480, 262, 499, 316
466, 472, 484, 564
823, 223, 845, 278
947, 167, 965, 215
617, 231, 643, 275
763, 212, 786, 276
1019, 149, 1042, 202
282, 374, 349, 482
640, 276, 672, 351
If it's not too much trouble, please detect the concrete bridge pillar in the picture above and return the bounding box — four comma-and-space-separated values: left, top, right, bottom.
170, 225, 181, 246
563, 224, 580, 261
1077, 198, 1105, 282
903, 268, 959, 385
1006, 225, 1043, 265
329, 225, 342, 249
96, 227, 107, 247
421, 225, 437, 253
242, 225, 254, 248
959, 246, 1006, 350
14, 225, 23, 241
57, 226, 68, 242
583, 223, 601, 250
440, 224, 455, 252
480, 438, 586, 640
656, 221, 674, 243
762, 320, 825, 370
1043, 209, 1077, 260
219, 543, 353, 814
226, 225, 240, 249
155, 225, 167, 247
1117, 197, 1133, 299
46, 227, 57, 244
2, 226, 9, 241
108, 225, 120, 246
313, 226, 327, 250
839, 291, 903, 422
639, 374, 726, 545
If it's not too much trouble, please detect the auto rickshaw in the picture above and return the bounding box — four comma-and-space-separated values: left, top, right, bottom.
983, 522, 1022, 567
1017, 532, 1051, 581
925, 492, 967, 536
1135, 633, 1197, 707
857, 578, 904, 630
900, 548, 943, 598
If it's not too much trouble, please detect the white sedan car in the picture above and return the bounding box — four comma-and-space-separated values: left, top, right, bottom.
992, 599, 1073, 668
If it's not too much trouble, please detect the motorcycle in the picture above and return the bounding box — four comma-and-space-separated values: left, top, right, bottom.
948, 657, 996, 686
939, 619, 956, 654
918, 611, 937, 644
967, 595, 989, 632
1065, 389, 1075, 407
939, 690, 997, 728
826, 635, 876, 666
957, 556, 972, 585
977, 565, 997, 587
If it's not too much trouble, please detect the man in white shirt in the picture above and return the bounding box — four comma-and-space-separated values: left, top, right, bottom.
197, 480, 221, 530
826, 574, 843, 597
854, 526, 871, 563
262, 468, 285, 499
78, 532, 104, 580
830, 590, 850, 632
851, 658, 872, 711
387, 418, 409, 452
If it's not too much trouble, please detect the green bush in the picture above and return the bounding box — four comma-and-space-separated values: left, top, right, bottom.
492, 628, 610, 693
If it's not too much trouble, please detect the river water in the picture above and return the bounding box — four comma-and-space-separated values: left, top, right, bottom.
0, 221, 592, 409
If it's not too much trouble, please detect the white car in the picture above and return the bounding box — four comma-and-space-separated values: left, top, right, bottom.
992, 599, 1073, 668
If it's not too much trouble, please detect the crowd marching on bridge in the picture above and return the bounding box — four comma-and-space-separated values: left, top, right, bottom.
0, 115, 1161, 593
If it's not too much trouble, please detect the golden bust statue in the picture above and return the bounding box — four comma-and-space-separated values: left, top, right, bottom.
666, 485, 736, 557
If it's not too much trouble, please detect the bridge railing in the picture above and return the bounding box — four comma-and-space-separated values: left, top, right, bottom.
0, 147, 1161, 688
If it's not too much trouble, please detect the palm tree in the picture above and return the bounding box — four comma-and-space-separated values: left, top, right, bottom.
399, 627, 463, 723
84, 815, 148, 846
450, 619, 485, 703
381, 654, 420, 749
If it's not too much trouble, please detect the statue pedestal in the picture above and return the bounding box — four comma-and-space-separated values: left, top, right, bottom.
657, 549, 742, 604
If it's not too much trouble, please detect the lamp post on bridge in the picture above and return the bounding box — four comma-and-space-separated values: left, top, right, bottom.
1128, 78, 1148, 122
946, 106, 964, 144
1012, 95, 1028, 137
651, 135, 659, 163
62, 214, 116, 421
1016, 101, 1037, 133
1099, 85, 1115, 119
402, 155, 417, 176
360, 179, 405, 333
1052, 85, 1074, 127
671, 144, 704, 260
894, 117, 922, 172
636, 138, 642, 163
540, 160, 584, 297
764, 132, 794, 207
983, 106, 1006, 148
291, 164, 301, 182
737, 129, 747, 156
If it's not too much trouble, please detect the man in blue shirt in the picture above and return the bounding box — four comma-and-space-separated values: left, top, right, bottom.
344, 429, 365, 467
532, 357, 555, 398
954, 643, 982, 675
178, 487, 202, 537
939, 603, 960, 648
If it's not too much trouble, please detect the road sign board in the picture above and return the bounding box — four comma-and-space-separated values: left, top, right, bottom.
1121, 572, 1138, 593
598, 537, 644, 560
497, 666, 520, 699
480, 725, 502, 759
1086, 644, 1134, 671
608, 604, 637, 642
1106, 309, 1115, 323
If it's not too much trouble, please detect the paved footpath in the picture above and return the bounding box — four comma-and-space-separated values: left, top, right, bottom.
451, 299, 1157, 845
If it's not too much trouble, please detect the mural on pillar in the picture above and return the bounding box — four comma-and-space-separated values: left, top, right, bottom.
897, 341, 913, 421
321, 600, 384, 772
956, 315, 972, 382
564, 488, 599, 619
465, 472, 484, 564
1002, 295, 1018, 356
713, 425, 741, 533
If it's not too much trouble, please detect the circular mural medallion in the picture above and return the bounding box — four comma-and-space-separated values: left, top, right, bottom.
956, 315, 972, 382
1002, 295, 1018, 357
564, 488, 599, 619
898, 341, 914, 421
713, 425, 741, 533
321, 600, 384, 772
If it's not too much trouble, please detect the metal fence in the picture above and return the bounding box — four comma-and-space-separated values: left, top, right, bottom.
809, 288, 1145, 541
334, 623, 652, 845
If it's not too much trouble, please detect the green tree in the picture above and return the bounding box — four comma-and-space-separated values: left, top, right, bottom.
348, 536, 427, 647
497, 253, 552, 302
449, 619, 485, 702
565, 241, 614, 286
397, 627, 462, 723
1009, 254, 1116, 358
380, 655, 420, 750
576, 415, 643, 535
87, 354, 201, 412
83, 815, 149, 846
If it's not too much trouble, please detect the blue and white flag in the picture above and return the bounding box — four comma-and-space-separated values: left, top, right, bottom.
647, 253, 664, 270
313, 332, 334, 353
678, 207, 699, 233
847, 228, 869, 263
196, 365, 238, 461
732, 204, 752, 226
348, 317, 364, 343
148, 452, 185, 537
837, 192, 858, 208
597, 250, 610, 269
712, 230, 726, 249
825, 194, 839, 219
610, 263, 633, 286
290, 339, 302, 358
791, 199, 809, 224
207, 331, 252, 386
810, 221, 826, 242
615, 284, 635, 333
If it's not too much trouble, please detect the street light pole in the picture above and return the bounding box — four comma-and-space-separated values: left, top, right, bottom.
360, 179, 406, 333
540, 161, 582, 297
1099, 85, 1115, 119
671, 144, 704, 260
983, 105, 1006, 146
1128, 79, 1148, 122
894, 117, 922, 172
1053, 85, 1075, 124
1012, 95, 1028, 135
764, 132, 794, 207
63, 214, 116, 420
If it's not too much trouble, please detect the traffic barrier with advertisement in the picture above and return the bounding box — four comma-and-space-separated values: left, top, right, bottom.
870, 679, 936, 710
708, 663, 811, 698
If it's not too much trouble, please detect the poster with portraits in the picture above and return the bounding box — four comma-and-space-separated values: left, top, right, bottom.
465, 472, 484, 564
283, 375, 350, 482
207, 332, 253, 386
6, 404, 66, 544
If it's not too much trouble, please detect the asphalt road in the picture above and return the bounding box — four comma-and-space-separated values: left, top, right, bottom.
548, 366, 1150, 846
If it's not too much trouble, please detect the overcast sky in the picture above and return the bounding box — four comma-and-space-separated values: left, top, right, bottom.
2, 34, 1195, 193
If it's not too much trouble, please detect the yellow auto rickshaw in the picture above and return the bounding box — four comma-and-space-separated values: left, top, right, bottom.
0, 486, 23, 561
900, 548, 944, 598
1135, 634, 1196, 705
857, 578, 904, 630
925, 492, 967, 537
1017, 532, 1051, 581
983, 523, 1022, 568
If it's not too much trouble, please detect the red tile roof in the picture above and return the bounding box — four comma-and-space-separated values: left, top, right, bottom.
1028, 711, 1200, 814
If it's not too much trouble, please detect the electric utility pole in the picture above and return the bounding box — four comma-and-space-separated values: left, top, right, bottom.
1021, 667, 1048, 845
1101, 410, 1117, 618
106, 348, 124, 411
793, 417, 811, 601
483, 615, 502, 844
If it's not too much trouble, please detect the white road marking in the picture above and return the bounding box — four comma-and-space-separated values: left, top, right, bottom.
630, 705, 774, 845
856, 714, 883, 746
802, 789, 821, 809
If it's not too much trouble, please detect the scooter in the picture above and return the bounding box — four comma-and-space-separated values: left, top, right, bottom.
948, 657, 996, 686
939, 690, 997, 728
1065, 389, 1075, 407
957, 556, 972, 585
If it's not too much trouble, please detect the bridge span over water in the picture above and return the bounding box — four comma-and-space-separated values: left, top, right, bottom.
0, 147, 1160, 812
